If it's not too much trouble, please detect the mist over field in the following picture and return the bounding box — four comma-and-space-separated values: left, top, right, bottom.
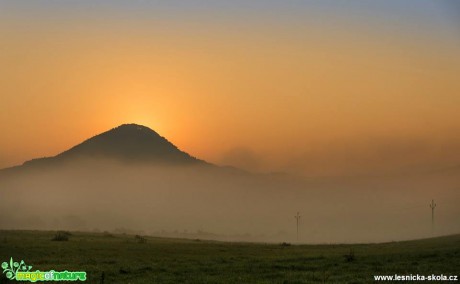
1, 158, 458, 244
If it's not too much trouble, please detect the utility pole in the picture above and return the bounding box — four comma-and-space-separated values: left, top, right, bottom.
294, 212, 301, 242
430, 199, 436, 235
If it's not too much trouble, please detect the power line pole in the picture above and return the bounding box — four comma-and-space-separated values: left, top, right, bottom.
294, 212, 301, 242
430, 199, 436, 235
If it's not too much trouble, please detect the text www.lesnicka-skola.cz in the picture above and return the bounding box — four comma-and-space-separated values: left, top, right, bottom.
374, 274, 458, 281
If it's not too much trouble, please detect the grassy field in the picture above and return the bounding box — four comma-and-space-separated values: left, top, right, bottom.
0, 230, 459, 283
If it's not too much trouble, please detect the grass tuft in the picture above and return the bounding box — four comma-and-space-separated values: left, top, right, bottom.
51, 231, 71, 241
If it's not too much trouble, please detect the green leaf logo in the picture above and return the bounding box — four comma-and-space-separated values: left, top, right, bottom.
2, 258, 33, 280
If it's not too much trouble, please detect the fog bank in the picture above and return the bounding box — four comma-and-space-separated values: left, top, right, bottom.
1, 159, 459, 243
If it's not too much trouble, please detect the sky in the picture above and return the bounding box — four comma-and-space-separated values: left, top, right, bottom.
1, 0, 459, 176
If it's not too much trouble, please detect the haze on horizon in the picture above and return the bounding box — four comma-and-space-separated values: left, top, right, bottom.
0, 124, 459, 243
1, 0, 460, 177
1, 155, 459, 244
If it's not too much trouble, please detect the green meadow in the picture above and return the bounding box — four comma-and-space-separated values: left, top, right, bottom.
1, 230, 459, 283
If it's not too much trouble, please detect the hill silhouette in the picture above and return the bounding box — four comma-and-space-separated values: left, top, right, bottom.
5, 124, 206, 171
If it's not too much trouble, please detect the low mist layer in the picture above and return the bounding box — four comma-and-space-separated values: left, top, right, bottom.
1, 159, 458, 243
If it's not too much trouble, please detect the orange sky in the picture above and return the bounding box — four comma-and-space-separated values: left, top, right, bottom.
1, 3, 460, 176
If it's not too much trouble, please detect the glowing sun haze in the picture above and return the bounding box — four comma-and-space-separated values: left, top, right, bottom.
1, 1, 459, 176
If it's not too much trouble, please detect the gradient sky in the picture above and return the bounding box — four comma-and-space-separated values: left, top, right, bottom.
1, 1, 459, 176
